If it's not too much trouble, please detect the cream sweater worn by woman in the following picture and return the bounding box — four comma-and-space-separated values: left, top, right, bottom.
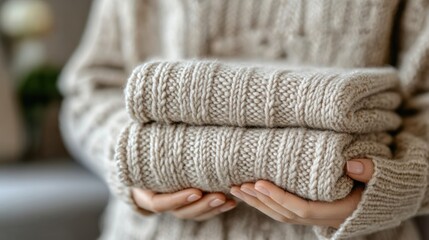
59, 0, 429, 239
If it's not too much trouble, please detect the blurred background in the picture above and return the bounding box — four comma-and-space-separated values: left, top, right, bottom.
1, 1, 429, 240
0, 1, 109, 239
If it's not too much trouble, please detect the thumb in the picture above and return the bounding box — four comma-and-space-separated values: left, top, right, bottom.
346, 159, 374, 183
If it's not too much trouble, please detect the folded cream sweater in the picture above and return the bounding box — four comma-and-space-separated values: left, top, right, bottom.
126, 61, 401, 133
118, 60, 399, 202
116, 122, 392, 201
59, 0, 429, 240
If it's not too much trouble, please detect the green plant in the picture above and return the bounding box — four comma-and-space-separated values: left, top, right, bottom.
17, 65, 62, 158
18, 65, 62, 107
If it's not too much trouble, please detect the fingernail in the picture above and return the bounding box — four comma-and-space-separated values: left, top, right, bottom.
240, 187, 257, 197
347, 161, 364, 174
255, 185, 270, 196
220, 204, 236, 212
187, 194, 201, 202
210, 199, 225, 207
230, 189, 243, 199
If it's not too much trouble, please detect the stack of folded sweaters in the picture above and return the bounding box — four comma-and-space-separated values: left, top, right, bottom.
114, 60, 402, 202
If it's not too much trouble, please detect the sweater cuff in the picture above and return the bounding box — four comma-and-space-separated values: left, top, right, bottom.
313, 133, 429, 240
107, 175, 154, 216
123, 188, 154, 216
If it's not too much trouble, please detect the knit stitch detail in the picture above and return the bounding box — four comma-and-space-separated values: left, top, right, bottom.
314, 133, 429, 239
115, 122, 392, 202
125, 61, 401, 133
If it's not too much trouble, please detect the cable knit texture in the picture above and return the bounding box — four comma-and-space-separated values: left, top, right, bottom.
403, 110, 429, 215
58, 0, 429, 239
115, 122, 392, 201
314, 133, 429, 239
126, 61, 401, 132
177, 0, 397, 66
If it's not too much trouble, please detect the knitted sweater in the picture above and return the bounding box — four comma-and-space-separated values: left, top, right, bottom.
116, 123, 391, 201
59, 0, 429, 240
118, 60, 399, 202
125, 61, 401, 132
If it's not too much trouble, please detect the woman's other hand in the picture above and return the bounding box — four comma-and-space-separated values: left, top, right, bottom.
230, 159, 374, 228
132, 188, 236, 221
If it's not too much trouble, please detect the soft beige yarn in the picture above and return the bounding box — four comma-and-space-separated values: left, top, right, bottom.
315, 133, 429, 239
116, 122, 392, 201
125, 61, 401, 133
58, 0, 429, 239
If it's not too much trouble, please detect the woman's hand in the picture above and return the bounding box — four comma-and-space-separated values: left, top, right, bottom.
132, 188, 236, 221
230, 159, 374, 228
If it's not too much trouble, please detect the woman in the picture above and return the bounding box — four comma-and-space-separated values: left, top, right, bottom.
60, 0, 429, 239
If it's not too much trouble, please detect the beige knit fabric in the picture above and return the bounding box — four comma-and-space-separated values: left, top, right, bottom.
175, 0, 398, 66
100, 199, 421, 240
315, 133, 429, 239
126, 61, 401, 132
403, 109, 429, 216
58, 0, 429, 240
116, 122, 391, 201
397, 0, 429, 97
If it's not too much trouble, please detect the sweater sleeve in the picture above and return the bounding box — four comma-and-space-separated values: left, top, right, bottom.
403, 111, 429, 215
396, 0, 429, 97
59, 0, 148, 214
313, 133, 429, 240
314, 2, 429, 239
397, 0, 429, 215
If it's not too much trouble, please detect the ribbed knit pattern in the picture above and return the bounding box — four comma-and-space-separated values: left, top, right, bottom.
126, 61, 401, 132
402, 110, 429, 215
397, 0, 429, 97
179, 0, 398, 67
115, 122, 391, 201
59, 90, 144, 211
100, 199, 421, 240
58, 0, 429, 239
315, 133, 429, 239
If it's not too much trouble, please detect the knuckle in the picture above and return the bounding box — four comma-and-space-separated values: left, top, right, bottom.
132, 190, 146, 207
285, 213, 297, 220
277, 216, 290, 223
242, 197, 259, 207
133, 196, 145, 208
150, 203, 164, 213
296, 209, 310, 218
209, 193, 226, 201
247, 200, 259, 208
279, 199, 289, 208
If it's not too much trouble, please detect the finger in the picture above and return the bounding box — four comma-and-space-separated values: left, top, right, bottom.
171, 193, 226, 219
193, 200, 237, 221
230, 186, 295, 224
241, 183, 299, 220
308, 188, 363, 219
254, 181, 363, 219
346, 159, 374, 183
133, 188, 202, 213
251, 183, 353, 227
235, 186, 342, 228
